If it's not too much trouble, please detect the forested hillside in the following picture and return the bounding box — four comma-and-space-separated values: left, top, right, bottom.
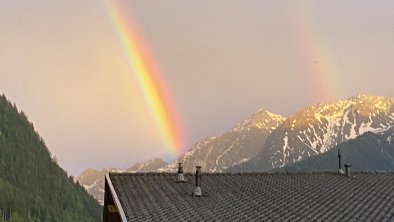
0, 95, 101, 221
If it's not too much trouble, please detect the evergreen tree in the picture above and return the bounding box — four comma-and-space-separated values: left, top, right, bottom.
0, 94, 101, 221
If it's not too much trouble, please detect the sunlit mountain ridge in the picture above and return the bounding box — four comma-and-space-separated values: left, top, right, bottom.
228, 94, 394, 172
159, 109, 286, 173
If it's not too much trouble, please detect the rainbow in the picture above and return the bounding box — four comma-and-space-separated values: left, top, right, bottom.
102, 0, 185, 156
296, 3, 344, 102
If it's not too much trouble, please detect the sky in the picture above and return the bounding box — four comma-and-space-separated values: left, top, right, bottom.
1, 1, 393, 176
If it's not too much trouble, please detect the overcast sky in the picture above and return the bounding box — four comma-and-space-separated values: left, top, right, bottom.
1, 1, 393, 175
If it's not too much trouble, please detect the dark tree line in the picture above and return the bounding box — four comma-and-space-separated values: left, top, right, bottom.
0, 94, 101, 221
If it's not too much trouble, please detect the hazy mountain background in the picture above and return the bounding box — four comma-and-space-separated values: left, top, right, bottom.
77, 158, 167, 205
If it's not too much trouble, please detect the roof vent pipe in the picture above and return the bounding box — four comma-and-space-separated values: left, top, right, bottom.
338, 150, 344, 175
176, 163, 186, 182
193, 166, 202, 197
345, 164, 351, 177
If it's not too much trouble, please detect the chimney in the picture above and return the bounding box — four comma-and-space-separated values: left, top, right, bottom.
345, 164, 351, 177
193, 166, 202, 197
338, 150, 344, 175
176, 163, 186, 182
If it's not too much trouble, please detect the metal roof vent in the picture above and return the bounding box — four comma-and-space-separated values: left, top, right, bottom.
193, 166, 202, 197
345, 163, 351, 177
338, 149, 344, 175
176, 163, 187, 182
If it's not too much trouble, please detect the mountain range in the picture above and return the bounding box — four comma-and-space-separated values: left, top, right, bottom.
78, 94, 394, 203
159, 110, 285, 172
278, 126, 394, 172
228, 95, 394, 172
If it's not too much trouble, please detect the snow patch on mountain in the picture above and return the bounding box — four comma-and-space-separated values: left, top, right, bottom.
233, 95, 394, 172
160, 109, 286, 172
387, 135, 393, 144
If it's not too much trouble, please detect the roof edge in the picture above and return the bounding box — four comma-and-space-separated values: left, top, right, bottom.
106, 174, 127, 222
108, 171, 394, 176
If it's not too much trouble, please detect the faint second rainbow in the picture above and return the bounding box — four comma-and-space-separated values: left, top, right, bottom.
296, 3, 344, 102
102, 0, 185, 156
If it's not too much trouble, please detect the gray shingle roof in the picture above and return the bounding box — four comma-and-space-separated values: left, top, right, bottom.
106, 172, 394, 221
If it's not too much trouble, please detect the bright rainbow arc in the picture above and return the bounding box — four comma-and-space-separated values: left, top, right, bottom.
103, 0, 185, 156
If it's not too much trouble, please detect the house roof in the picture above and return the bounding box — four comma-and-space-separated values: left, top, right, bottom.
105, 172, 394, 221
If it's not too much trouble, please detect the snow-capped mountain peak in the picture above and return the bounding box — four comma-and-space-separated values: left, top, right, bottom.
229, 95, 394, 172
232, 109, 286, 132
159, 109, 286, 172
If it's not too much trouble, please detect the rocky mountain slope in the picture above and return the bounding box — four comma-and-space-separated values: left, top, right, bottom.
159, 110, 285, 172
229, 95, 394, 172
278, 126, 394, 172
77, 158, 166, 204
